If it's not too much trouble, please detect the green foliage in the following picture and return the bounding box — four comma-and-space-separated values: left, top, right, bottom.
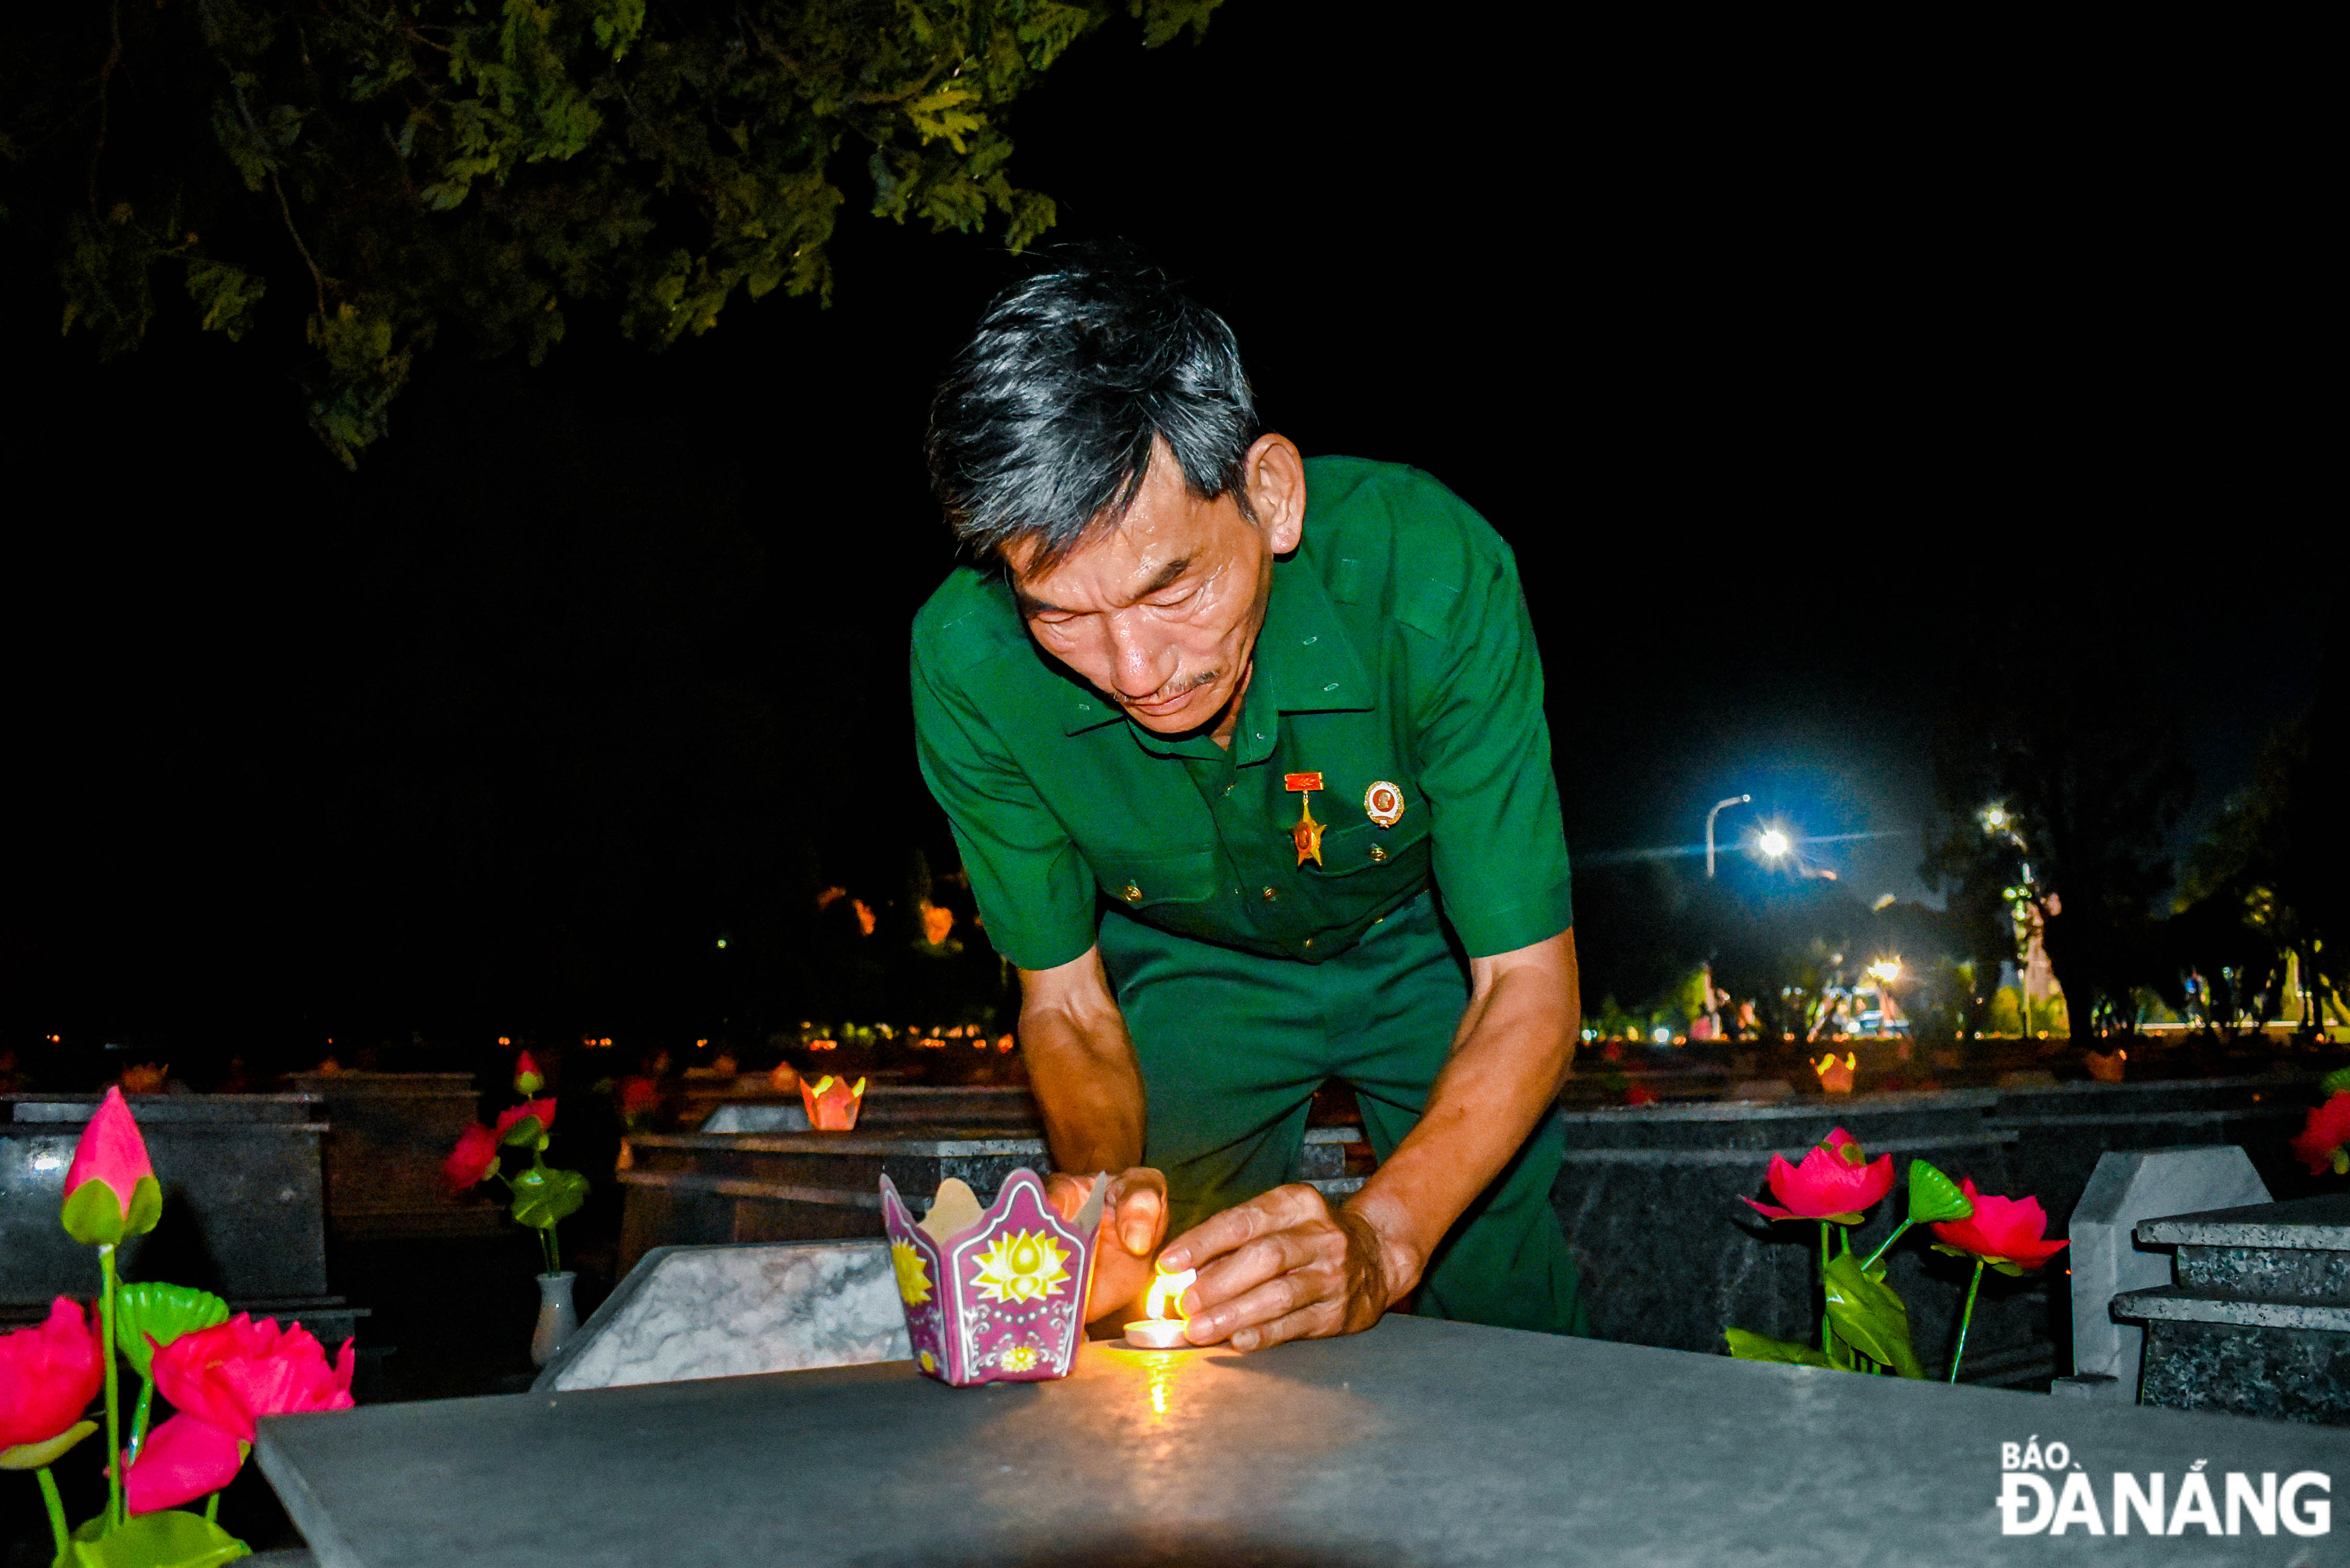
508, 1162, 589, 1230
10, 0, 1225, 466
113, 1283, 232, 1379
1820, 1251, 1925, 1378
1722, 1327, 1831, 1368
1904, 1159, 1972, 1226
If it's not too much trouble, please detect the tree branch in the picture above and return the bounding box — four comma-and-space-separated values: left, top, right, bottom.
86, 0, 122, 214
231, 79, 330, 321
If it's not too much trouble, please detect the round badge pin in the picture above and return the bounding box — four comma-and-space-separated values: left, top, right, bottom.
1363, 781, 1405, 828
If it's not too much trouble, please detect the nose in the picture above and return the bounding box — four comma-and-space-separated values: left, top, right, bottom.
1104, 612, 1174, 701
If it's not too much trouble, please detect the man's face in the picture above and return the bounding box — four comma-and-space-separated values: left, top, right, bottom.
1008, 436, 1302, 736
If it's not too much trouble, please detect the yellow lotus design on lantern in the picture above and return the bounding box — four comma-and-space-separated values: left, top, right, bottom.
999, 1345, 1040, 1371
891, 1239, 932, 1306
970, 1229, 1070, 1305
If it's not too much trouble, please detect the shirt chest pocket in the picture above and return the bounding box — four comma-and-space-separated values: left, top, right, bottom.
1306, 813, 1432, 883
1089, 846, 1222, 912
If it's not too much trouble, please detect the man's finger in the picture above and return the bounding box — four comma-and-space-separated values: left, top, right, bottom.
1108, 1169, 1167, 1255
1188, 1261, 1343, 1347
1160, 1183, 1326, 1274
1229, 1300, 1343, 1354
1185, 1228, 1332, 1327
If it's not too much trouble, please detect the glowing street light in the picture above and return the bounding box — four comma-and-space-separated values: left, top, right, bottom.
1981, 806, 2009, 831
1867, 958, 1902, 986
1758, 827, 1791, 859
1704, 795, 1752, 879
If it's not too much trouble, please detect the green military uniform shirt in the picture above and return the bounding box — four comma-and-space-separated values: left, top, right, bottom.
911, 457, 1573, 967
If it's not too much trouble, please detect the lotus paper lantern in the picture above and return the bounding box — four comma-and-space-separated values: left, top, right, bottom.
801, 1074, 865, 1132
880, 1169, 1104, 1387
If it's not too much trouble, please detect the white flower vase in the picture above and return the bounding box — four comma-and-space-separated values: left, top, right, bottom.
531, 1270, 579, 1367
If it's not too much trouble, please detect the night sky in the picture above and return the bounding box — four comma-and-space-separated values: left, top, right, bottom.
4, 8, 2327, 1059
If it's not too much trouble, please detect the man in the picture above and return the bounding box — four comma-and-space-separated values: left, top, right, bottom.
911, 252, 1586, 1350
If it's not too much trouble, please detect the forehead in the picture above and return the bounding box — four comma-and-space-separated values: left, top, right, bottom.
1007, 467, 1247, 609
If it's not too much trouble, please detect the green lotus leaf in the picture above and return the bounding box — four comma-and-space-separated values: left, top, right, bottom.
116, 1282, 233, 1378
1906, 1159, 1973, 1225
1821, 1251, 1926, 1378
498, 1113, 546, 1148
1723, 1328, 1832, 1367
508, 1163, 589, 1230
67, 1506, 251, 1567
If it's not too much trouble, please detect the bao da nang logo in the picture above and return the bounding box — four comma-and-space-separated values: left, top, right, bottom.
1999, 1436, 2331, 1537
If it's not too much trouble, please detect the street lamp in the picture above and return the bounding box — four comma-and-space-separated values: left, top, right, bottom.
1758, 827, 1791, 859
1705, 795, 1752, 878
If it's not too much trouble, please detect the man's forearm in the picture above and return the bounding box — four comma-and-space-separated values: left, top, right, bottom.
1343, 927, 1579, 1298
1017, 946, 1149, 1175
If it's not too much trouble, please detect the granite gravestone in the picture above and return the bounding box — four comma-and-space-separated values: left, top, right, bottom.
2118, 1191, 2350, 1426
1551, 1091, 2048, 1381
2, 1094, 362, 1347
2049, 1145, 2271, 1404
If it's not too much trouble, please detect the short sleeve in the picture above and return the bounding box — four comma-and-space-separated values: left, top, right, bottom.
1411, 527, 1573, 957
911, 638, 1099, 972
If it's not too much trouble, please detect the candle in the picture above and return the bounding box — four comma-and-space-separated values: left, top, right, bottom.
1124, 1266, 1196, 1350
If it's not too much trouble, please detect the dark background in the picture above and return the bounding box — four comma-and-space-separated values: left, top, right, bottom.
4, 7, 2328, 1066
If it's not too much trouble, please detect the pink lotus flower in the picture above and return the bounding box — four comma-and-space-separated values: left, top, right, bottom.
2290, 1091, 2350, 1177
1741, 1127, 1895, 1224
1929, 1179, 2069, 1272
149, 1316, 354, 1445
61, 1086, 161, 1244
494, 1097, 557, 1143
0, 1298, 104, 1451
513, 1052, 544, 1094
443, 1123, 501, 1191
122, 1413, 243, 1515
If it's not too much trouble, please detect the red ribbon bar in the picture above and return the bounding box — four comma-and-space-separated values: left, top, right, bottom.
1283, 772, 1325, 792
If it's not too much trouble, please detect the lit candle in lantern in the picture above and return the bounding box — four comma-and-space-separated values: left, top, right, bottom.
1124, 1265, 1196, 1350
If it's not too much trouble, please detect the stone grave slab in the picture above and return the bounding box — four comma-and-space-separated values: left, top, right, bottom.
2118, 1191, 2350, 1426
287, 1072, 503, 1239
533, 1240, 907, 1393
257, 1312, 2350, 1567
2051, 1146, 2270, 1404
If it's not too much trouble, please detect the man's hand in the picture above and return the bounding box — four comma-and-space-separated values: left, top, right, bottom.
1157, 1184, 1410, 1352
1047, 1167, 1168, 1322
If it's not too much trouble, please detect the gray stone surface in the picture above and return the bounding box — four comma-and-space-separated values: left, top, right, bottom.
2140, 1192, 2350, 1251
257, 1313, 2350, 1567
697, 1101, 811, 1133
533, 1240, 908, 1392
700, 1084, 1044, 1133
2058, 1146, 2270, 1403
1551, 1092, 2047, 1381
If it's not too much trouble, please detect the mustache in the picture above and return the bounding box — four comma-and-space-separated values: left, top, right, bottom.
1114, 668, 1223, 708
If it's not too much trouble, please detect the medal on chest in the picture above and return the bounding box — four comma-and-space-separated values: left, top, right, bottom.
1283, 771, 1326, 867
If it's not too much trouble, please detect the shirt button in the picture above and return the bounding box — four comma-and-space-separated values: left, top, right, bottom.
1261, 886, 1278, 902
1368, 845, 1389, 863
1303, 937, 1315, 950
1123, 884, 1143, 903
1224, 782, 1235, 795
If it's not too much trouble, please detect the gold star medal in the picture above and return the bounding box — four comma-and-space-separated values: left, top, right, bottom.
1284, 771, 1326, 867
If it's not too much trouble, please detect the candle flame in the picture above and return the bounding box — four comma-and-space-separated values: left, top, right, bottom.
1145, 1267, 1196, 1323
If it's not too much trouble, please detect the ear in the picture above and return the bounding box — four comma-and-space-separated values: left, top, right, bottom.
1242, 434, 1306, 554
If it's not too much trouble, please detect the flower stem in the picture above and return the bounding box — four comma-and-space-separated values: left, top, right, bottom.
1862, 1218, 1914, 1273
545, 1222, 561, 1276
205, 1490, 221, 1523
38, 1467, 70, 1560
1949, 1259, 1986, 1383
99, 1243, 124, 1528
129, 1379, 154, 1462
1818, 1222, 1834, 1357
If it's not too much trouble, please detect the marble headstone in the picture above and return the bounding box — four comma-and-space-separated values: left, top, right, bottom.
2050, 1145, 2269, 1403
534, 1240, 908, 1393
